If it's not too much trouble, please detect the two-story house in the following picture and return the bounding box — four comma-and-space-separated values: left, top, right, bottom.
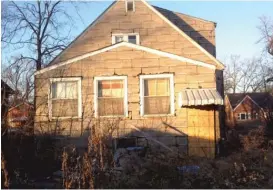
34, 0, 225, 158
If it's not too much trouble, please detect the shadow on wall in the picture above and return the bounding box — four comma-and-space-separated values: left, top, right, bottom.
153, 6, 216, 56
35, 117, 217, 159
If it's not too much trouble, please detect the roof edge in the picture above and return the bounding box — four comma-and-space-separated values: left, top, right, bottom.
46, 0, 117, 67
143, 0, 224, 70
152, 5, 217, 25
35, 42, 216, 75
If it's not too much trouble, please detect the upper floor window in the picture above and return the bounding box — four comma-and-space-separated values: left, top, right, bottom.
139, 74, 174, 116
126, 0, 135, 12
112, 33, 139, 45
49, 77, 82, 119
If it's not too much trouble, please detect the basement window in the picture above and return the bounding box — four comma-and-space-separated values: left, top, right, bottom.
94, 76, 128, 117
139, 74, 175, 116
126, 0, 135, 12
112, 33, 140, 45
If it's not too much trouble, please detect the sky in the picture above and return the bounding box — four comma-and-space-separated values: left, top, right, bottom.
65, 1, 273, 63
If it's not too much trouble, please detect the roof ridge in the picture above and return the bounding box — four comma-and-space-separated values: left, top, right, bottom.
152, 5, 216, 25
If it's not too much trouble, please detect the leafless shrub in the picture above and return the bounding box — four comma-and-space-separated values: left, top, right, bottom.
61, 118, 117, 189
241, 126, 266, 151
1, 152, 9, 188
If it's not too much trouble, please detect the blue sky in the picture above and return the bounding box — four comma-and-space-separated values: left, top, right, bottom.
67, 1, 273, 63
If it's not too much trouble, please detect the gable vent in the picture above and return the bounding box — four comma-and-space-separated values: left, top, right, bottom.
126, 0, 135, 12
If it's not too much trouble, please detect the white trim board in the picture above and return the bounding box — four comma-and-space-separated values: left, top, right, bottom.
233, 95, 263, 111
35, 42, 216, 75
111, 33, 140, 45
93, 75, 128, 118
47, 1, 117, 66
47, 0, 224, 70
140, 0, 225, 70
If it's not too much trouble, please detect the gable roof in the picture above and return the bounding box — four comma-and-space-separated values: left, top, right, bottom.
153, 6, 216, 25
35, 41, 216, 75
46, 0, 224, 70
47, 0, 117, 67
227, 92, 273, 110
153, 5, 217, 56
139, 0, 224, 69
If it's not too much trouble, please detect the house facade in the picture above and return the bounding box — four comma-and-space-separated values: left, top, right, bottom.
225, 93, 273, 128
34, 0, 225, 158
1, 80, 14, 124
7, 102, 34, 128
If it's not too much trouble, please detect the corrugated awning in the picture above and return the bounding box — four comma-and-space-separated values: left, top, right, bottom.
179, 89, 223, 107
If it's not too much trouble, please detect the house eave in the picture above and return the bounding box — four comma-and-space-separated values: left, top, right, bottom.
35, 42, 216, 76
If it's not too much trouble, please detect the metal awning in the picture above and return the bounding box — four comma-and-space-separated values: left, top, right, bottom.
179, 89, 223, 107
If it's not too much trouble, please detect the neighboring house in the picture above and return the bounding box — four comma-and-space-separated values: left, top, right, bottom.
34, 0, 225, 158
1, 80, 14, 123
7, 102, 34, 128
225, 93, 273, 128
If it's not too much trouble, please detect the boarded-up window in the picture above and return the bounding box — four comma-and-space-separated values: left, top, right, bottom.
98, 80, 124, 116
51, 81, 79, 117
143, 78, 170, 115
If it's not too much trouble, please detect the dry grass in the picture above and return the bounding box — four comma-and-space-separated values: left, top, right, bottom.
61, 125, 273, 189
2, 118, 273, 188
1, 152, 9, 188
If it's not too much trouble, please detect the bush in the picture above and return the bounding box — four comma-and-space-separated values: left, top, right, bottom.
1, 131, 60, 188
240, 126, 267, 151
61, 126, 273, 189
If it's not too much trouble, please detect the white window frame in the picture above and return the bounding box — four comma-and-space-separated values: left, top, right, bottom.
238, 112, 247, 120
139, 74, 175, 116
111, 33, 140, 45
94, 76, 128, 118
248, 113, 251, 119
49, 77, 82, 120
125, 0, 135, 12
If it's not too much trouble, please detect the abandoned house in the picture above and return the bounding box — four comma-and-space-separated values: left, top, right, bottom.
7, 102, 34, 129
1, 80, 14, 124
34, 0, 225, 158
225, 93, 273, 128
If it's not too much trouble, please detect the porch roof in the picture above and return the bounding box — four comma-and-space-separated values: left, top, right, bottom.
179, 89, 223, 107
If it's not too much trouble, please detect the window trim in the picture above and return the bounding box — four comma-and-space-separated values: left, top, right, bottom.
49, 77, 82, 120
94, 76, 128, 118
125, 0, 135, 12
111, 33, 140, 45
238, 112, 248, 121
139, 74, 175, 117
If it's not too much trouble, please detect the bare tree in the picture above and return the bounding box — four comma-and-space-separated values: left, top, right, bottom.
224, 55, 273, 94
258, 16, 273, 56
1, 58, 35, 104
224, 55, 243, 93
1, 1, 89, 112
1, 1, 81, 70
